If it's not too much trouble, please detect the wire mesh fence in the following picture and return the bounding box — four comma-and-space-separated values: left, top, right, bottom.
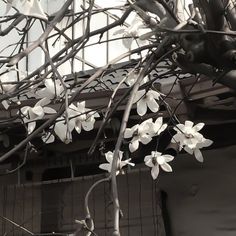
0, 168, 166, 236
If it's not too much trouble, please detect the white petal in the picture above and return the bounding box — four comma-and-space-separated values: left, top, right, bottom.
99, 163, 111, 172
147, 98, 159, 113
137, 99, 147, 116
28, 122, 36, 134
162, 154, 174, 162
105, 151, 114, 163
194, 149, 204, 162
139, 134, 152, 145
43, 107, 56, 114
158, 124, 167, 135
124, 128, 133, 139
54, 120, 71, 143
75, 121, 82, 134
185, 120, 194, 129
151, 165, 159, 180
193, 122, 205, 131
147, 90, 160, 100
184, 146, 194, 155
144, 155, 154, 167
35, 97, 50, 107
32, 106, 44, 118
129, 138, 139, 152
160, 162, 172, 172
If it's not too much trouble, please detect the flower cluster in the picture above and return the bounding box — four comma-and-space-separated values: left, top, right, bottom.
171, 121, 213, 162
124, 117, 167, 152
42, 101, 100, 144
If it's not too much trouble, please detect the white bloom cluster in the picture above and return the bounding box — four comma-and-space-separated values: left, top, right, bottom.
42, 101, 100, 144
124, 117, 167, 152
171, 121, 213, 162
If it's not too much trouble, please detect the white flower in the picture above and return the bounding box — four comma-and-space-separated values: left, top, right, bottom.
99, 151, 135, 175
6, 0, 47, 20
171, 120, 213, 162
144, 151, 174, 180
113, 13, 149, 49
184, 138, 213, 162
133, 89, 161, 116
20, 98, 56, 134
68, 102, 87, 134
124, 118, 153, 152
149, 117, 167, 137
54, 118, 74, 144
36, 79, 64, 100
68, 101, 100, 134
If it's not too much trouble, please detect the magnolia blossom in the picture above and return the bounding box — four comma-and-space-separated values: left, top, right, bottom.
133, 89, 161, 116
124, 117, 167, 152
149, 117, 167, 137
46, 101, 99, 144
99, 151, 135, 175
53, 118, 75, 144
21, 98, 56, 134
144, 151, 174, 180
124, 118, 153, 153
36, 79, 64, 100
113, 14, 149, 49
6, 0, 47, 20
68, 101, 100, 134
171, 120, 213, 162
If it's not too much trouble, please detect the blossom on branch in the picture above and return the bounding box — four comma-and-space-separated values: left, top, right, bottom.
144, 151, 174, 180
133, 89, 161, 116
113, 13, 149, 49
20, 98, 56, 134
171, 120, 213, 162
124, 117, 167, 153
124, 118, 153, 153
99, 151, 135, 175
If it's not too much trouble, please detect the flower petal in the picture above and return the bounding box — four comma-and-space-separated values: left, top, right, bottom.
147, 98, 159, 113
105, 151, 113, 163
151, 165, 159, 180
43, 107, 56, 114
194, 148, 204, 162
185, 120, 194, 129
99, 163, 111, 172
137, 99, 147, 116
160, 162, 172, 172
129, 138, 139, 152
28, 121, 36, 134
162, 154, 174, 162
193, 122, 205, 132
139, 134, 152, 145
